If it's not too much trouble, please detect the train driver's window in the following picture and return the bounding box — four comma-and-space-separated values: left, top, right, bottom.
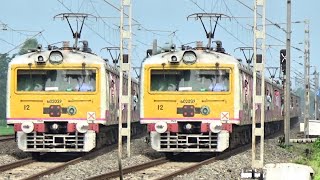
150, 69, 230, 92
17, 70, 46, 91
206, 70, 229, 92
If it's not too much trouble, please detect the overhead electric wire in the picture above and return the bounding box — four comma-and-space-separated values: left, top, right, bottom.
0, 20, 41, 37
189, 0, 250, 46
39, 32, 49, 46
102, 0, 174, 37
89, 0, 119, 31
222, 0, 252, 32
0, 38, 16, 47
89, 0, 119, 46
235, 0, 287, 33
5, 31, 44, 54
57, 0, 116, 46
236, 0, 303, 52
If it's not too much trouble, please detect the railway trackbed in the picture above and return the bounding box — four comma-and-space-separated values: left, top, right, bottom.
0, 154, 80, 180
0, 135, 15, 142
86, 143, 251, 180
0, 143, 118, 180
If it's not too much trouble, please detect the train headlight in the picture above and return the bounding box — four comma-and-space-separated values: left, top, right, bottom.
49, 51, 63, 64
21, 122, 34, 133
185, 123, 192, 130
168, 55, 180, 64
38, 56, 44, 62
155, 122, 167, 133
182, 51, 197, 64
200, 106, 210, 115
210, 121, 222, 133
51, 123, 59, 130
76, 122, 89, 133
35, 55, 46, 64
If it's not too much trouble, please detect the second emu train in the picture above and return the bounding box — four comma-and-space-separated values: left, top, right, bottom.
140, 41, 300, 154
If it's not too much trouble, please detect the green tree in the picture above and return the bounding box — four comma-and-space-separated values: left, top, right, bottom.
0, 38, 38, 123
18, 38, 38, 55
295, 87, 317, 118
0, 53, 11, 121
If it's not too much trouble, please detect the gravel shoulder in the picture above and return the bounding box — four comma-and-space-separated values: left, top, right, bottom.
0, 140, 30, 166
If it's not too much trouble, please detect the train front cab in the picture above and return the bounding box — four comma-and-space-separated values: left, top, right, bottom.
7, 63, 103, 152
141, 64, 238, 153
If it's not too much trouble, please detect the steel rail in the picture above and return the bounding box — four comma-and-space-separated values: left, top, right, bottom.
22, 156, 83, 180
21, 139, 136, 180
155, 144, 251, 180
86, 157, 168, 180
0, 136, 15, 142
0, 157, 34, 172
154, 124, 286, 180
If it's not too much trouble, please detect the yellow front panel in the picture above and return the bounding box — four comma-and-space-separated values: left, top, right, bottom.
142, 65, 235, 120
8, 64, 102, 121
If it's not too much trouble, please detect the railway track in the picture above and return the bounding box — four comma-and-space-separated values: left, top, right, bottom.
0, 132, 147, 180
0, 135, 15, 142
0, 141, 120, 180
86, 125, 284, 180
0, 153, 79, 180
86, 143, 251, 180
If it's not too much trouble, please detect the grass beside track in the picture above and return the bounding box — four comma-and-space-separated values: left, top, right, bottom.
291, 139, 320, 180
0, 126, 14, 136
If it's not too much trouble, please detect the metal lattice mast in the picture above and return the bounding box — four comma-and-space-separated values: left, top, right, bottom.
315, 68, 319, 120
304, 20, 310, 137
252, 0, 266, 170
284, 0, 291, 146
118, 0, 132, 179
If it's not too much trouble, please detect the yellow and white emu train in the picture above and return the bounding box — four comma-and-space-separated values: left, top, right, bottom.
6, 42, 140, 154
140, 42, 300, 154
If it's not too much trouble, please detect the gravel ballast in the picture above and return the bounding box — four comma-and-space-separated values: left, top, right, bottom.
41, 138, 162, 180
0, 122, 303, 180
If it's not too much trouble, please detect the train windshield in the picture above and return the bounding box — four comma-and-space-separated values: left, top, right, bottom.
16, 69, 96, 92
150, 69, 230, 92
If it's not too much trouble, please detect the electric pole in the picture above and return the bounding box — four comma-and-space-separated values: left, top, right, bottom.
118, 0, 132, 179
314, 67, 318, 120
252, 0, 266, 175
284, 0, 291, 146
304, 20, 310, 138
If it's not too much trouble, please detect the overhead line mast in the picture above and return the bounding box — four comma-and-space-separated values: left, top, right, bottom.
251, 0, 266, 177
118, 0, 132, 179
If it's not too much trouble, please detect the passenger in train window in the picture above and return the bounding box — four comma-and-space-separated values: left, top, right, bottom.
266, 89, 272, 110
75, 76, 94, 91
209, 74, 228, 91
274, 89, 281, 109
132, 89, 138, 111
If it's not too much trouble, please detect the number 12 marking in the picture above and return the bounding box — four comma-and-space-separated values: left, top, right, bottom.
157, 105, 163, 110
24, 105, 30, 110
